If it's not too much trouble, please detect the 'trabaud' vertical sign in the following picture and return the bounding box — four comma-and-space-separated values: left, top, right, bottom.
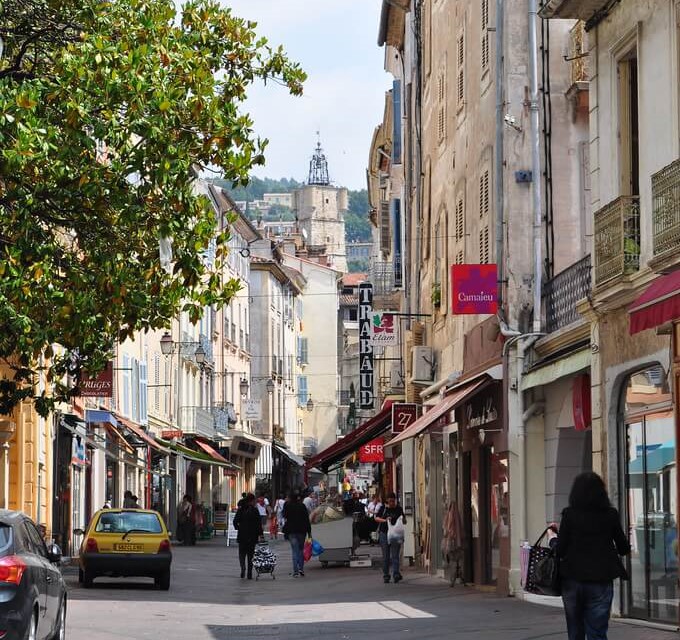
358, 282, 374, 410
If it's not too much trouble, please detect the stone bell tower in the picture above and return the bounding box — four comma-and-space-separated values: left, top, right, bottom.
293, 136, 348, 272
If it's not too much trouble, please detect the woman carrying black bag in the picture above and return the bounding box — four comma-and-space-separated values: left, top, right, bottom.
554, 472, 630, 640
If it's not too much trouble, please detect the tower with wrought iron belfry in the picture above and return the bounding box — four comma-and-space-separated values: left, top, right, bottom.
293, 136, 348, 272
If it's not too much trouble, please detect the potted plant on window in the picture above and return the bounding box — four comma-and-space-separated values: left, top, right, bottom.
431, 282, 441, 308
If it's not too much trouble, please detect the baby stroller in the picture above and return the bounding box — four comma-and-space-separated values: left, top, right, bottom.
252, 541, 277, 580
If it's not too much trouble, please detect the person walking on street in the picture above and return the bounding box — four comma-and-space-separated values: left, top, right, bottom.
375, 492, 406, 584
178, 495, 195, 546
233, 493, 263, 579
256, 494, 270, 530
274, 494, 286, 531
123, 490, 136, 508
282, 491, 311, 577
554, 471, 630, 640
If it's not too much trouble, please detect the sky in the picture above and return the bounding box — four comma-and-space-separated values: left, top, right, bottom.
223, 1, 390, 191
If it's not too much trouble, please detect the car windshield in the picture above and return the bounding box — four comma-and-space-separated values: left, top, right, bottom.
94, 512, 162, 534
0, 525, 12, 557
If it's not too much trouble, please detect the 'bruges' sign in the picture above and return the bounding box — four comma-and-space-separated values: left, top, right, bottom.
358, 283, 374, 409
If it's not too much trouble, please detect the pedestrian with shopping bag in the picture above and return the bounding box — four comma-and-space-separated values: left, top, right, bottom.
553, 472, 630, 640
375, 492, 406, 584
233, 493, 263, 580
282, 490, 312, 577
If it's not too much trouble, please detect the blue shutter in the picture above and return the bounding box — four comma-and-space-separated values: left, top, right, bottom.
392, 80, 402, 164
297, 376, 308, 406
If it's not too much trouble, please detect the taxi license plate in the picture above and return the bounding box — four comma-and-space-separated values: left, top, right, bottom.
114, 543, 143, 552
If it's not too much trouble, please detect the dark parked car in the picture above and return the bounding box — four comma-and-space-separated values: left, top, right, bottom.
0, 510, 66, 640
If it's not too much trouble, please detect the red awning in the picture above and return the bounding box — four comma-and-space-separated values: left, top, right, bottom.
387, 379, 487, 448
194, 439, 230, 464
305, 400, 394, 472
114, 414, 171, 454
629, 271, 680, 334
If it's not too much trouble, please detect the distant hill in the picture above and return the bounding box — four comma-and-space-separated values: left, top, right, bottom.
212, 177, 373, 253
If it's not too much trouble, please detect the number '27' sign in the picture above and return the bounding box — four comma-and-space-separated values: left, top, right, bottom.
391, 403, 419, 434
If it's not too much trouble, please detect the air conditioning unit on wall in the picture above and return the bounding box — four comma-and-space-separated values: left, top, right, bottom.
411, 346, 433, 382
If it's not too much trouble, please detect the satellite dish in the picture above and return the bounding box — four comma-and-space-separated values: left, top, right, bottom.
301, 229, 308, 240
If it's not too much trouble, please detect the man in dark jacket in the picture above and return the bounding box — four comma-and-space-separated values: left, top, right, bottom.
233, 493, 263, 579
282, 491, 312, 577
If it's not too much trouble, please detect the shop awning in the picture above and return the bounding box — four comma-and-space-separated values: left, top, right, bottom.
274, 443, 305, 467
103, 423, 136, 455
629, 271, 680, 334
387, 379, 487, 449
194, 439, 230, 464
521, 348, 591, 391
163, 440, 241, 474
114, 414, 171, 454
85, 409, 117, 425
305, 400, 394, 473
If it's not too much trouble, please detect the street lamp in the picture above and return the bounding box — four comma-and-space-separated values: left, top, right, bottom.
159, 331, 206, 364
265, 378, 275, 394
306, 397, 314, 412
239, 378, 249, 397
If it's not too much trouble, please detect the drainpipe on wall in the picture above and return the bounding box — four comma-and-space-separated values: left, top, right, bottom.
528, 0, 543, 335
495, 0, 505, 312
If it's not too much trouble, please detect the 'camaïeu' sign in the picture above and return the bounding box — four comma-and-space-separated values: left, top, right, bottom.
358, 283, 374, 410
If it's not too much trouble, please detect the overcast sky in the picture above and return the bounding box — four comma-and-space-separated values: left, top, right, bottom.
223, 1, 389, 190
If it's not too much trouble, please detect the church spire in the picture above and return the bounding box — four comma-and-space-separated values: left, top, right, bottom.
308, 132, 330, 186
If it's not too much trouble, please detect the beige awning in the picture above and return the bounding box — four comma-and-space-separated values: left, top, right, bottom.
521, 348, 590, 391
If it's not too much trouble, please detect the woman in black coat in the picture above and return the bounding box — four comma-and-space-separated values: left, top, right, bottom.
233, 493, 263, 579
555, 472, 630, 640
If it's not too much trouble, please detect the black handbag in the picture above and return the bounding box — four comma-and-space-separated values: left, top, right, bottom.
526, 527, 561, 596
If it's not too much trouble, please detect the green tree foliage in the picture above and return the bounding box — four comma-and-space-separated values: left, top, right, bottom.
346, 189, 371, 243
213, 175, 301, 202
0, 0, 305, 414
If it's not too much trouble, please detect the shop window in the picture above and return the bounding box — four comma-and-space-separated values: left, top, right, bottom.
621, 365, 677, 623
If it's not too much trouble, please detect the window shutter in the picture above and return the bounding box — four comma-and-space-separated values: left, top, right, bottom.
437, 71, 447, 144
457, 33, 465, 109
481, 0, 490, 71
380, 201, 391, 253
139, 360, 148, 425
456, 250, 464, 265
479, 225, 490, 264
131, 358, 139, 422
122, 354, 131, 418
297, 376, 308, 406
479, 171, 490, 218
153, 354, 160, 413
455, 198, 464, 241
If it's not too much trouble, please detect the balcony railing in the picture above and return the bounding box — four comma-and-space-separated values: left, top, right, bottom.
178, 406, 215, 439
652, 158, 680, 258
594, 196, 640, 286
543, 255, 591, 333
199, 333, 213, 364
569, 21, 588, 84
369, 260, 395, 296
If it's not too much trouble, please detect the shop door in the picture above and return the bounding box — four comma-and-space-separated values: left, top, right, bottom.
430, 436, 444, 572
623, 413, 677, 623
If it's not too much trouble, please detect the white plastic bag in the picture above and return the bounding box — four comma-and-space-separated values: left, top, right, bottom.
387, 515, 405, 543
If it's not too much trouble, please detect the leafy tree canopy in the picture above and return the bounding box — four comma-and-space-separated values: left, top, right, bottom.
0, 0, 305, 415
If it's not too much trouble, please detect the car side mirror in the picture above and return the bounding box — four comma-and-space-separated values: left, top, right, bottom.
73, 528, 84, 536
47, 543, 62, 564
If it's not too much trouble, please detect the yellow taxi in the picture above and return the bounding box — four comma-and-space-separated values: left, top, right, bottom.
77, 508, 172, 590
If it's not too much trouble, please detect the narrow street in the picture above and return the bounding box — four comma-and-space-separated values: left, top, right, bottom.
64, 537, 674, 640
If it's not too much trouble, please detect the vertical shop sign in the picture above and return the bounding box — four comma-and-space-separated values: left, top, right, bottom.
358, 283, 374, 409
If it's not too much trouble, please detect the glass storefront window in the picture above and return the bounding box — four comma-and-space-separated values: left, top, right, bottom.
622, 366, 677, 624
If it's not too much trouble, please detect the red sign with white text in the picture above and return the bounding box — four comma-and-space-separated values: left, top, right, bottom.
451, 264, 498, 315
79, 362, 113, 398
358, 437, 385, 463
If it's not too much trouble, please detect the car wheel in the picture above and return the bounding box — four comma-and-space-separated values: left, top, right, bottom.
155, 570, 170, 591
24, 609, 37, 640
49, 598, 66, 640
83, 569, 95, 588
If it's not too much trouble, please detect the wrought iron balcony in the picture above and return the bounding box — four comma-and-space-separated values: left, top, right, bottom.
594, 196, 640, 287
178, 406, 216, 439
652, 158, 680, 258
543, 255, 591, 333
368, 260, 395, 296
